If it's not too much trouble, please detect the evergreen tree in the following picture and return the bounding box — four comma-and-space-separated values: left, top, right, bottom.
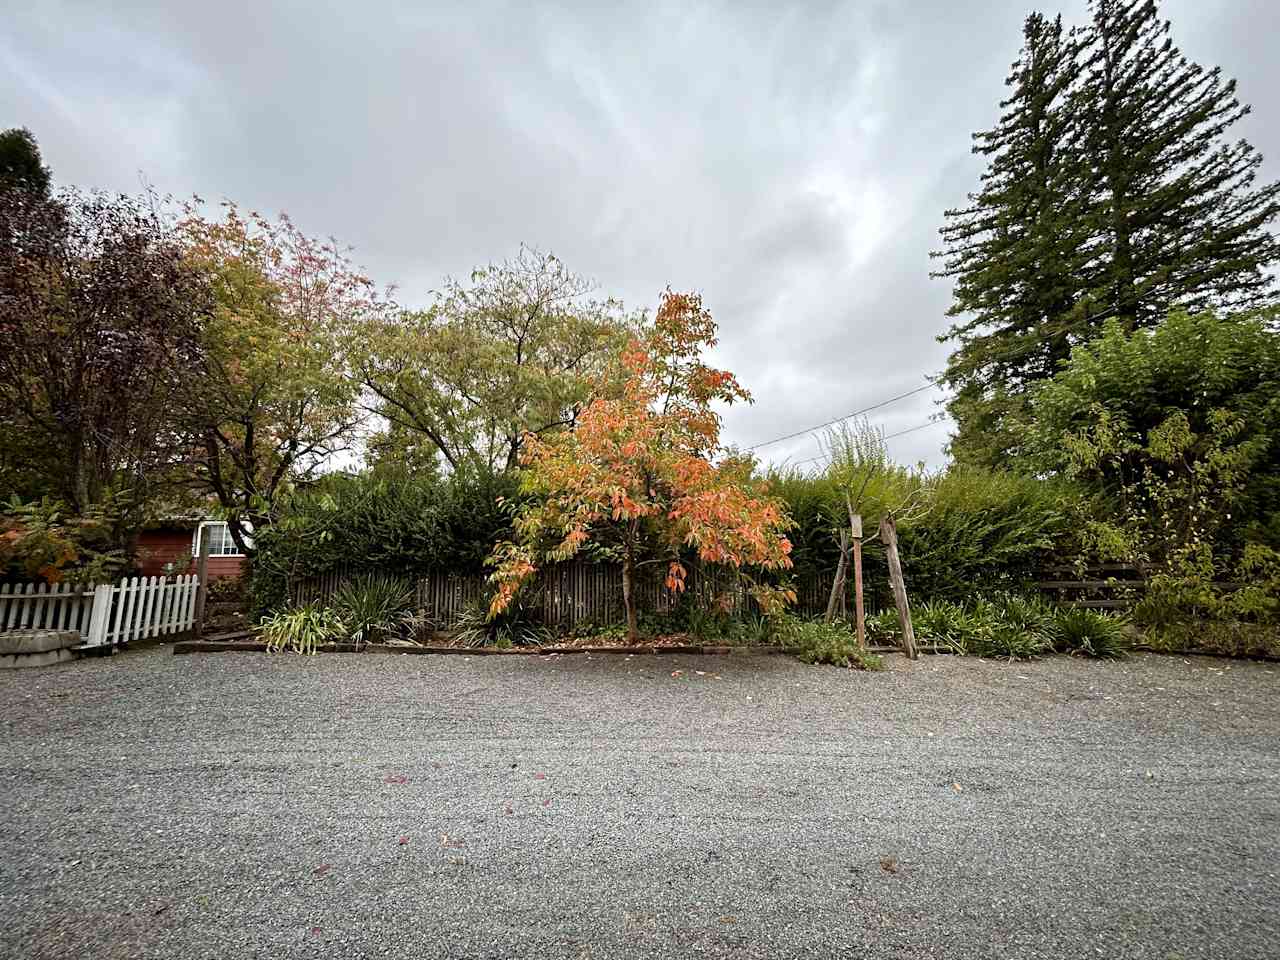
1079, 0, 1280, 327
0, 127, 51, 198
932, 14, 1090, 466
935, 1, 1280, 468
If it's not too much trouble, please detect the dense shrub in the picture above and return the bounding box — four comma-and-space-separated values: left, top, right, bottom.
896, 467, 1075, 602
1023, 311, 1280, 567
250, 467, 518, 613
891, 593, 1129, 660
769, 463, 1074, 605
776, 616, 884, 670
1, 495, 129, 584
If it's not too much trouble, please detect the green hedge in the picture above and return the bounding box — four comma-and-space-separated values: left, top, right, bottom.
250, 467, 517, 613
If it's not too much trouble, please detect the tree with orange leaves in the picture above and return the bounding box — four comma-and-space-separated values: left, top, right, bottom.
488, 290, 795, 642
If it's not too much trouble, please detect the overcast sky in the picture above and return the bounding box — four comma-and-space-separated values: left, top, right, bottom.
5, 0, 1278, 469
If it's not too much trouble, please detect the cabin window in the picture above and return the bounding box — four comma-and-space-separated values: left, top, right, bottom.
193, 521, 250, 557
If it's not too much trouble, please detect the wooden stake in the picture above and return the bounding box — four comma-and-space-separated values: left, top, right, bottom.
879, 515, 917, 660
851, 514, 865, 649
193, 526, 211, 638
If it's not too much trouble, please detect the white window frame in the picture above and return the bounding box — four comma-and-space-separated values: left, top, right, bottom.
192, 520, 250, 558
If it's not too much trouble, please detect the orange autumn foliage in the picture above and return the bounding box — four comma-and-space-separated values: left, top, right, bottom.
488, 290, 795, 638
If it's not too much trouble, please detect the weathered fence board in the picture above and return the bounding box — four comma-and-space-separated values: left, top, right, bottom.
290, 560, 872, 629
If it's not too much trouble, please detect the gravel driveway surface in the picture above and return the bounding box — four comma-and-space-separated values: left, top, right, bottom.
1, 646, 1277, 959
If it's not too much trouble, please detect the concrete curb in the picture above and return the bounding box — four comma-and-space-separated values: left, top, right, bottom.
172, 640, 787, 657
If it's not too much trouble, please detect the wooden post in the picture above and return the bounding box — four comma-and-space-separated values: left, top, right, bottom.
850, 513, 865, 649
879, 515, 918, 660
193, 527, 211, 638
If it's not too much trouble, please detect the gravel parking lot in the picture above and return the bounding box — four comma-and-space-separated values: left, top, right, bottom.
1, 645, 1277, 959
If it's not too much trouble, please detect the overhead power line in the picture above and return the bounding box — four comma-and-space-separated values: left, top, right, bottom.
787, 418, 944, 469
745, 383, 936, 451
744, 304, 1125, 456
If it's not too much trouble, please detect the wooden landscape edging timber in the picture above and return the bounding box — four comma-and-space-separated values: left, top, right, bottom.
172, 640, 788, 657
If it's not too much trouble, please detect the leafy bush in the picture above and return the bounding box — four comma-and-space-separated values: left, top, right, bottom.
911, 599, 971, 652
451, 591, 552, 648
250, 466, 518, 614
1052, 607, 1130, 659
260, 604, 346, 655
330, 574, 413, 645
1023, 311, 1280, 566
866, 608, 904, 643
1, 495, 128, 585
895, 468, 1074, 602
776, 616, 884, 670
769, 462, 1074, 608
907, 593, 1128, 660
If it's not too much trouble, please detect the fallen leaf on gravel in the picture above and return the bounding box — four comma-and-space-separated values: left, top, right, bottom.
880, 856, 899, 874
384, 773, 409, 785
671, 670, 683, 677
313, 864, 331, 877
398, 836, 410, 845
504, 804, 513, 815
543, 799, 551, 807
310, 927, 323, 937
953, 782, 962, 793
533, 772, 546, 780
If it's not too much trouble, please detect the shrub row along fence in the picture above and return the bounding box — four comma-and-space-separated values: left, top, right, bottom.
291, 560, 862, 629
0, 575, 202, 649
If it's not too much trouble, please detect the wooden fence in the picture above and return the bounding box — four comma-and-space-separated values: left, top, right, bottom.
291, 560, 869, 628
1034, 564, 1145, 609
0, 575, 201, 649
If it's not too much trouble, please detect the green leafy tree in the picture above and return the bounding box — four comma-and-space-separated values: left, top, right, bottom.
356, 246, 637, 472
1023, 310, 1280, 566
0, 127, 51, 198
180, 203, 385, 555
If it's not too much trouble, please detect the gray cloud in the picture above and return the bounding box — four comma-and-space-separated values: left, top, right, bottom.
4, 0, 1277, 469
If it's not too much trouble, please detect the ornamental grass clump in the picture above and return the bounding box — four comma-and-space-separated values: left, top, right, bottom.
259, 604, 346, 655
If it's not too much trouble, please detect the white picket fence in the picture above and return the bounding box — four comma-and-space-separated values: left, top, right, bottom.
0, 575, 201, 650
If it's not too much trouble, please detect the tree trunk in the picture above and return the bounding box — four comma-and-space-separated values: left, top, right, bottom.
824, 530, 849, 623
879, 516, 918, 660
621, 541, 639, 643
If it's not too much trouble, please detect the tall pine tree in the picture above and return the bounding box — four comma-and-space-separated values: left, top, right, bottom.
1080, 0, 1280, 327
935, 0, 1280, 467
0, 128, 51, 199
932, 14, 1090, 466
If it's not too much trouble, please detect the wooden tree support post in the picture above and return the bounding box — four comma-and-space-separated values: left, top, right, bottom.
849, 512, 865, 649
879, 515, 917, 660
193, 528, 211, 638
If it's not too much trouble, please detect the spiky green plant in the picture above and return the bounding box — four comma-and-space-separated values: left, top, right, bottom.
1052, 607, 1130, 659
331, 574, 413, 646
259, 604, 346, 655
